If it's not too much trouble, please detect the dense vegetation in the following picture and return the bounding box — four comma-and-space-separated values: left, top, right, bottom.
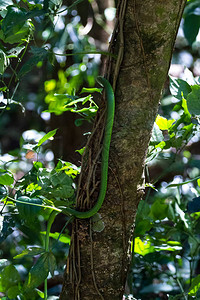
1, 0, 200, 299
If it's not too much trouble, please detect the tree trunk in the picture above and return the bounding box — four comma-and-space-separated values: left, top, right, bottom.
60, 0, 186, 299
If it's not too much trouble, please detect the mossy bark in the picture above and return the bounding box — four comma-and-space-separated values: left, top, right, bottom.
60, 0, 186, 299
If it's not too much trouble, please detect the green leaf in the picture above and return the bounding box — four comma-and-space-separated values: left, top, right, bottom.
184, 13, 200, 45
150, 199, 169, 220
187, 85, 200, 116
169, 76, 192, 101
188, 236, 199, 256
37, 129, 57, 147
16, 196, 42, 221
18, 47, 48, 77
40, 231, 71, 244
1, 6, 27, 37
189, 274, 200, 296
14, 247, 44, 259
80, 87, 102, 94
7, 285, 21, 299
134, 219, 152, 236
0, 49, 9, 75
0, 172, 14, 186
24, 252, 50, 291
0, 265, 20, 292
155, 115, 175, 130
47, 252, 56, 277
134, 237, 155, 256
75, 147, 85, 155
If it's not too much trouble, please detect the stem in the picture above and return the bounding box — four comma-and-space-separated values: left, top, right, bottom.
176, 277, 187, 300
44, 210, 58, 300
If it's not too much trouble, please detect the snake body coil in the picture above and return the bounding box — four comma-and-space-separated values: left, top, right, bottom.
63, 76, 115, 218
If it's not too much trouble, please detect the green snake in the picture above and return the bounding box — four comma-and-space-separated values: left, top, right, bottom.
63, 76, 115, 219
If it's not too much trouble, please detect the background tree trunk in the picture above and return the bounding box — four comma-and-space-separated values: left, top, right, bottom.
60, 0, 186, 299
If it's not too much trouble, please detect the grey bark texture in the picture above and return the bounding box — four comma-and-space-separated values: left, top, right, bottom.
60, 0, 186, 299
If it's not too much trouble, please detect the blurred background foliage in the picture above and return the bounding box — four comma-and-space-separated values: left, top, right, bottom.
1, 0, 200, 299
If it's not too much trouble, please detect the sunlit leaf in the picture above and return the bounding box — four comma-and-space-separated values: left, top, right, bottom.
189, 274, 200, 296
40, 231, 71, 244
155, 115, 175, 130
37, 129, 57, 147
134, 237, 155, 256
14, 247, 44, 259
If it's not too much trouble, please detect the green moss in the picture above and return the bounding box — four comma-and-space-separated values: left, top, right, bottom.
155, 7, 165, 17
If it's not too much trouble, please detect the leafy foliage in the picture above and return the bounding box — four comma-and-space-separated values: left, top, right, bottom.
0, 0, 200, 299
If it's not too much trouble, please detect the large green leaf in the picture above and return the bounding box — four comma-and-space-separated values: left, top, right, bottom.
0, 171, 14, 186
16, 196, 42, 221
189, 274, 200, 296
0, 21, 32, 44
169, 76, 192, 101
184, 14, 200, 45
187, 85, 200, 116
7, 285, 21, 299
24, 253, 49, 291
1, 6, 27, 37
0, 265, 20, 292
24, 251, 56, 291
150, 199, 169, 220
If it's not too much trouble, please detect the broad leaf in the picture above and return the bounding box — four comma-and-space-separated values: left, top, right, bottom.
155, 115, 175, 130
150, 199, 169, 220
0, 265, 20, 292
7, 285, 21, 299
169, 76, 192, 101
0, 172, 14, 186
187, 85, 200, 116
189, 274, 200, 296
184, 13, 200, 45
134, 237, 155, 256
16, 196, 42, 221
24, 252, 50, 291
1, 6, 27, 37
